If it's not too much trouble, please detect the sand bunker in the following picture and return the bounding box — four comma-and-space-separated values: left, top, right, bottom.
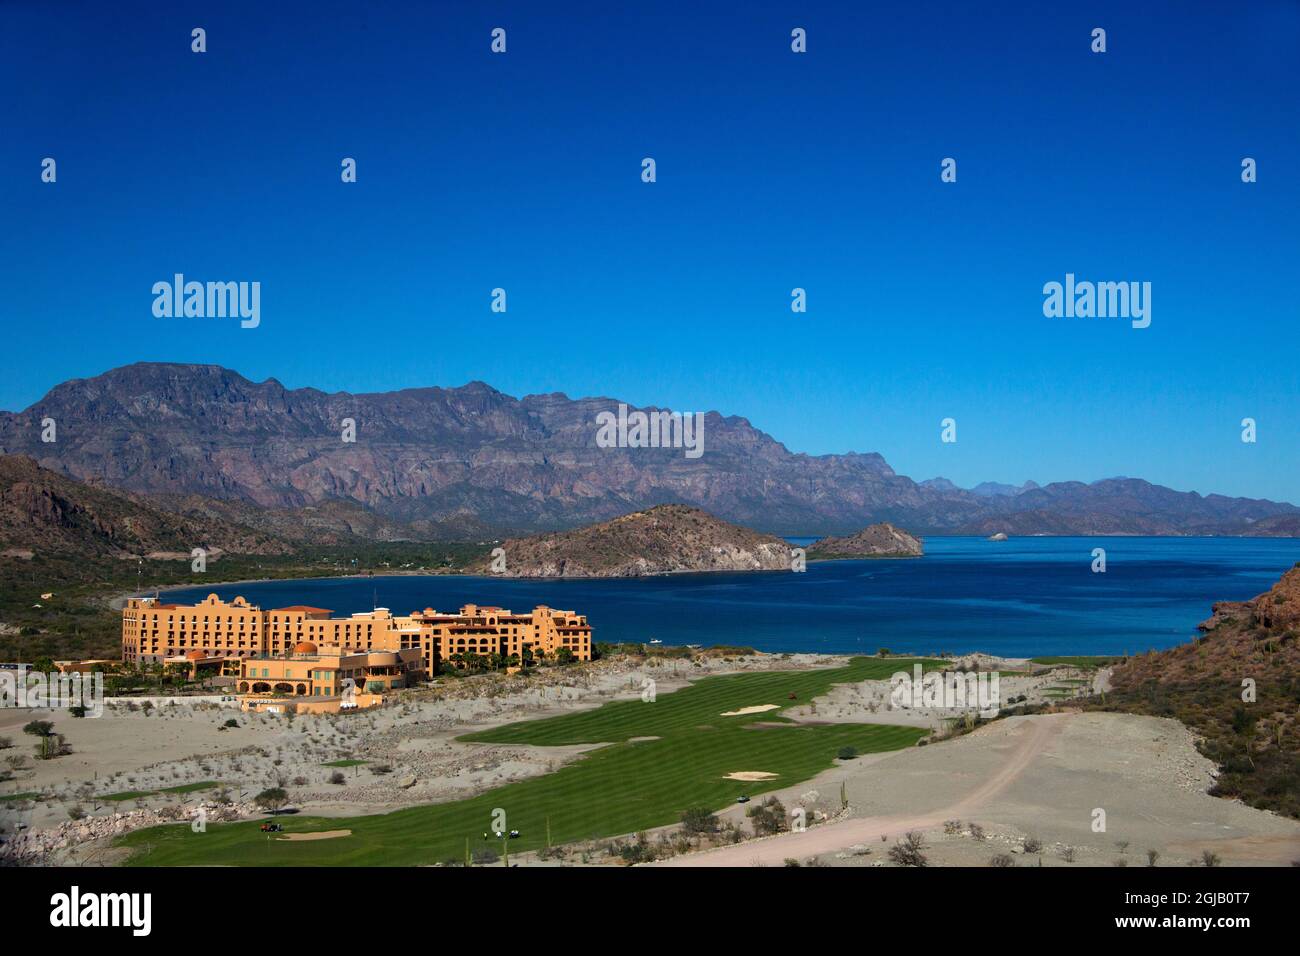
724, 771, 779, 781
277, 829, 352, 842
720, 705, 780, 717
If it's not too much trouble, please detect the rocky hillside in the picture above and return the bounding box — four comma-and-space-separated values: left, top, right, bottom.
0, 455, 288, 558
808, 522, 923, 558
1098, 565, 1300, 818
144, 494, 436, 544
471, 504, 792, 577
2, 362, 1297, 536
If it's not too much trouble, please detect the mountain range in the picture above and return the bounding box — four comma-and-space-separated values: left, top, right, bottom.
1, 362, 1297, 538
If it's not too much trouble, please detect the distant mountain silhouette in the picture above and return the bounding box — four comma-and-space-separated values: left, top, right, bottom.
2, 362, 1296, 537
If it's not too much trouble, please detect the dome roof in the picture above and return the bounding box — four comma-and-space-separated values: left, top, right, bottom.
184, 650, 207, 661
293, 641, 318, 656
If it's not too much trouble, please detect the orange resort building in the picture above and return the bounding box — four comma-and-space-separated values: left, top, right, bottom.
122, 594, 594, 678
236, 642, 423, 714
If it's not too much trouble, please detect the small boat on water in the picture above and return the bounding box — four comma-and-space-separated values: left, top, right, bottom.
648, 639, 663, 645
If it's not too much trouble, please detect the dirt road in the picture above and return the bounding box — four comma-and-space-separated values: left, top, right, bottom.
655, 714, 1062, 866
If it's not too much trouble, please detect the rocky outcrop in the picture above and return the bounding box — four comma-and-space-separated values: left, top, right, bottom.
1198, 564, 1300, 634
807, 523, 923, 558
0, 800, 255, 865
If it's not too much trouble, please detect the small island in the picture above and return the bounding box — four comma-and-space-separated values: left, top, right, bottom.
470, 504, 793, 578
806, 522, 923, 560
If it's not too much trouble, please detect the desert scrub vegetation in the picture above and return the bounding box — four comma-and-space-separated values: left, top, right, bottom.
1089, 568, 1300, 821
888, 831, 928, 867
745, 796, 788, 836
1092, 675, 1300, 819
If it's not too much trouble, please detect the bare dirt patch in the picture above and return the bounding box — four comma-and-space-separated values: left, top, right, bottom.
658, 712, 1300, 867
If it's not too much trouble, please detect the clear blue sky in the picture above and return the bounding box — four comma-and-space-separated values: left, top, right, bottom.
2, 1, 1297, 501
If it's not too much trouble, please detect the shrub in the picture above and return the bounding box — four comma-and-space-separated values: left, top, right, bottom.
746, 797, 788, 836
1022, 836, 1042, 854
254, 787, 288, 812
616, 833, 654, 864
680, 806, 719, 835
329, 770, 346, 785
837, 746, 858, 760
989, 854, 1014, 867
22, 720, 53, 738
888, 831, 928, 867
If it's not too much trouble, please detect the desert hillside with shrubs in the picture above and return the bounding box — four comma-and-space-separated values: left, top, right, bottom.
1094, 564, 1300, 818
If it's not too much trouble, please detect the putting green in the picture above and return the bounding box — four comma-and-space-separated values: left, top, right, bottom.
118, 656, 939, 866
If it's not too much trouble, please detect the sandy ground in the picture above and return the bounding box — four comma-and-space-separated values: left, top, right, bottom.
0, 651, 836, 840
721, 705, 780, 717
5, 651, 1297, 868
654, 711, 1300, 867
278, 829, 351, 841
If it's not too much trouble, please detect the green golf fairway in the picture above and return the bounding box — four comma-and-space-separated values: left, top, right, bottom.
118, 656, 939, 866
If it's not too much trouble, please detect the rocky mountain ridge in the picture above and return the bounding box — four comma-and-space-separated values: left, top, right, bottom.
3, 362, 1296, 537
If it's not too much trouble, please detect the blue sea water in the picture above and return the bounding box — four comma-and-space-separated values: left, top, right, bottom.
162, 537, 1300, 658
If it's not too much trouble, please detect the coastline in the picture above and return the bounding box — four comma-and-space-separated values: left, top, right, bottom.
84, 536, 1299, 662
